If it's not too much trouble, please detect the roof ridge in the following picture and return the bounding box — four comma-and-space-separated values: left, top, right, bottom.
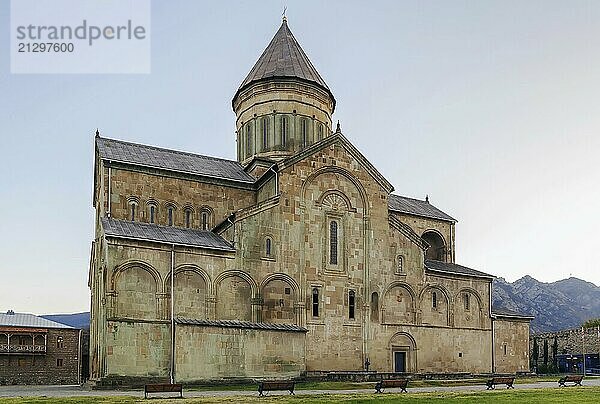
390, 194, 426, 203
97, 136, 241, 166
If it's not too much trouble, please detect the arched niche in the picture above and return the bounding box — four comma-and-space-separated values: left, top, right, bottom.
422, 230, 447, 261
381, 283, 416, 325
112, 262, 159, 320
214, 272, 255, 321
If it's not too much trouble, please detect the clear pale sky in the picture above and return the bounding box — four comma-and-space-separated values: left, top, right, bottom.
1, 0, 599, 314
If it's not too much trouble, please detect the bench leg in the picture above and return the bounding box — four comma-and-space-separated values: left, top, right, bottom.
401, 387, 407, 393
289, 389, 295, 395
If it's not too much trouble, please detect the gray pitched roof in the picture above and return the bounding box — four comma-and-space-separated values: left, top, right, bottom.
235, 19, 333, 102
175, 318, 307, 333
0, 312, 74, 329
389, 194, 456, 222
102, 218, 235, 251
425, 260, 494, 279
492, 307, 534, 319
96, 137, 255, 184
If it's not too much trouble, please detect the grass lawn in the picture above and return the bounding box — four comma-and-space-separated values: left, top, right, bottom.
1, 387, 600, 404
184, 375, 598, 391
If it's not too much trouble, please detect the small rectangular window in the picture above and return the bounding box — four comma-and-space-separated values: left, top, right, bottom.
312, 288, 319, 317
348, 290, 355, 319
56, 358, 63, 367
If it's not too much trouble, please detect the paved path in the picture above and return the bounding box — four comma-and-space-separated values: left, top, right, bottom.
1, 378, 599, 399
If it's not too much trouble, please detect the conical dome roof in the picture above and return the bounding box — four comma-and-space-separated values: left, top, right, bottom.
234, 19, 334, 105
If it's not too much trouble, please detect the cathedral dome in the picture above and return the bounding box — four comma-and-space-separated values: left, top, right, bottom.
232, 18, 336, 165
233, 18, 335, 108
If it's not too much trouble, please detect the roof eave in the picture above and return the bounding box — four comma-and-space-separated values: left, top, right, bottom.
388, 208, 457, 223
425, 267, 495, 280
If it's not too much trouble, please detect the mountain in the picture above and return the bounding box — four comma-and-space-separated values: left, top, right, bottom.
492, 276, 600, 333
41, 312, 90, 329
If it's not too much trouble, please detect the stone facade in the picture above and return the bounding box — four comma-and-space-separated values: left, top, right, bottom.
89, 18, 531, 384
0, 327, 81, 385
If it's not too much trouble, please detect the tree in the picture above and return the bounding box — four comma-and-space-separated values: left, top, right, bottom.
533, 338, 539, 370
543, 339, 549, 366
582, 318, 600, 329
552, 337, 558, 369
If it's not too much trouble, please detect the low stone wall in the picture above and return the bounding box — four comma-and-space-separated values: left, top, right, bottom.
175, 323, 306, 382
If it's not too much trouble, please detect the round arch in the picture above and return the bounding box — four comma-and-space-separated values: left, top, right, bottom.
164, 264, 212, 295
301, 166, 368, 215
213, 270, 258, 297
111, 260, 161, 293
389, 331, 417, 373
421, 229, 447, 261
259, 273, 301, 297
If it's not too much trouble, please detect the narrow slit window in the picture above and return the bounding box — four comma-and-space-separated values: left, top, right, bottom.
265, 238, 272, 257
312, 288, 319, 317
201, 212, 208, 230
130, 203, 136, 221
464, 293, 470, 311
302, 119, 307, 148
56, 336, 63, 349
149, 205, 155, 224
246, 124, 252, 157
432, 291, 437, 309
318, 124, 323, 140
168, 207, 174, 226
262, 117, 268, 150
329, 220, 338, 265
349, 290, 355, 319
185, 210, 191, 228
281, 116, 288, 146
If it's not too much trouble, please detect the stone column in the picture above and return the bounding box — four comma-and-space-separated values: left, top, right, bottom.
251, 297, 263, 323
206, 296, 216, 320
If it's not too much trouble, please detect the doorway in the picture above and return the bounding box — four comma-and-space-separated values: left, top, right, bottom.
394, 351, 406, 373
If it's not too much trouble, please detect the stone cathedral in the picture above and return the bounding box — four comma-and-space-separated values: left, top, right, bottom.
89, 19, 531, 384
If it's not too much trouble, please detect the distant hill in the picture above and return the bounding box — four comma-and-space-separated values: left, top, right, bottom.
492, 276, 600, 333
41, 312, 90, 329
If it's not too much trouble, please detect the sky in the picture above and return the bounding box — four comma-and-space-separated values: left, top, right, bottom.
1, 0, 599, 314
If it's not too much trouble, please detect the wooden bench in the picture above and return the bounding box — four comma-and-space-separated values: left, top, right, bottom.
257, 380, 295, 396
486, 377, 515, 390
558, 375, 584, 387
144, 383, 183, 399
375, 378, 409, 393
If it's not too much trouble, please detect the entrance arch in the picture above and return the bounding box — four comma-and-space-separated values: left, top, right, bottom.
389, 332, 417, 373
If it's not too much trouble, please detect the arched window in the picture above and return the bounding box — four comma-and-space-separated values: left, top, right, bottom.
312, 288, 319, 317
463, 293, 470, 311
281, 116, 288, 146
200, 207, 212, 230
348, 290, 355, 319
432, 291, 437, 309
397, 255, 404, 273
370, 292, 379, 322
185, 209, 192, 228
265, 237, 272, 257
148, 204, 156, 224
246, 124, 252, 157
262, 117, 268, 151
329, 220, 338, 265
167, 206, 174, 226
130, 203, 136, 221
127, 197, 139, 222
